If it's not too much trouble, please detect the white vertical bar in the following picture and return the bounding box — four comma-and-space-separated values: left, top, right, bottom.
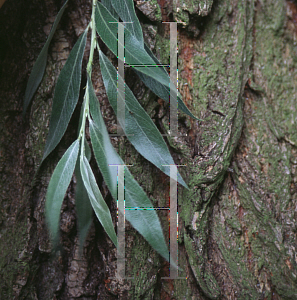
117, 22, 125, 136
169, 164, 178, 278
117, 165, 125, 279
170, 22, 178, 136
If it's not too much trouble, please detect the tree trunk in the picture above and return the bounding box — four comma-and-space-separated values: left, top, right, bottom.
1, 0, 297, 299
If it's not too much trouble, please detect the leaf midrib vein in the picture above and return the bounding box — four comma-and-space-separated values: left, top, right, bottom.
46, 32, 86, 155
96, 4, 169, 85
100, 55, 171, 169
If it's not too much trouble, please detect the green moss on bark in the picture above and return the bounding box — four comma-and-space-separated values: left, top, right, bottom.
209, 0, 297, 298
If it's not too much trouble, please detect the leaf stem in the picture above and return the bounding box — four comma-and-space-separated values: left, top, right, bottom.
79, 0, 97, 155
87, 0, 97, 77
78, 92, 89, 144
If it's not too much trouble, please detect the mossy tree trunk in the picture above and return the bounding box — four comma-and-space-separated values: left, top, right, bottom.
1, 0, 297, 299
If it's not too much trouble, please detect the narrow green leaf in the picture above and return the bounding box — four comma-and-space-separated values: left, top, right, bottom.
98, 51, 188, 188
94, 2, 196, 118
23, 0, 69, 116
75, 100, 92, 249
84, 139, 92, 162
45, 139, 79, 246
74, 147, 92, 250
143, 42, 168, 75
75, 93, 93, 250
95, 3, 161, 82
138, 44, 200, 120
80, 155, 118, 247
88, 84, 121, 198
135, 69, 199, 120
109, 0, 143, 44
101, 0, 118, 19
42, 29, 88, 161
88, 82, 170, 261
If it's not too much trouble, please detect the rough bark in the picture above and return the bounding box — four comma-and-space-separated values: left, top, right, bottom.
0, 0, 297, 299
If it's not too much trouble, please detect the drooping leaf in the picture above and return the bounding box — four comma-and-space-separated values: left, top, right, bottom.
94, 2, 162, 82
94, 2, 196, 118
74, 146, 92, 250
88, 80, 121, 198
98, 50, 188, 188
83, 138, 92, 162
101, 0, 118, 19
74, 95, 93, 250
143, 42, 168, 75
42, 29, 88, 161
45, 139, 79, 246
109, 0, 143, 44
80, 155, 118, 247
23, 0, 69, 116
97, 1, 196, 120
137, 44, 200, 120
88, 80, 170, 261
